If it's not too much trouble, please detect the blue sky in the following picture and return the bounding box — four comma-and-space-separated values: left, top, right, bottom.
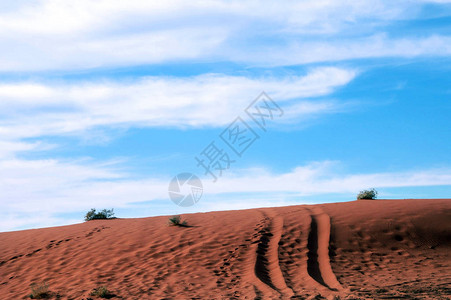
0, 1, 450, 231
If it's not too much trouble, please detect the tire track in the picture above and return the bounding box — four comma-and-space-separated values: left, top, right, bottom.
277, 208, 317, 296
254, 210, 294, 298
307, 207, 342, 291
242, 213, 278, 299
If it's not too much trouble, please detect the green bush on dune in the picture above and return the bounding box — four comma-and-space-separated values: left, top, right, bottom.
90, 286, 115, 298
84, 208, 115, 221
168, 215, 188, 227
29, 282, 49, 299
357, 188, 378, 200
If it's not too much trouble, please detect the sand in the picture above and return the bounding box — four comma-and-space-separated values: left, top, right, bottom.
1, 199, 450, 299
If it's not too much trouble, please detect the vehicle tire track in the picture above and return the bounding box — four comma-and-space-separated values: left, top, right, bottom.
277, 207, 328, 298
242, 213, 278, 299
307, 207, 342, 291
254, 210, 294, 298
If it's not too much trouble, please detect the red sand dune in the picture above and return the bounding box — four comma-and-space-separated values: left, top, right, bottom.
1, 199, 450, 299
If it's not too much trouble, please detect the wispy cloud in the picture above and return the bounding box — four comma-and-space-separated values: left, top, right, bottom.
209, 162, 451, 195
0, 1, 450, 71
1, 158, 450, 231
0, 67, 356, 139
233, 34, 451, 66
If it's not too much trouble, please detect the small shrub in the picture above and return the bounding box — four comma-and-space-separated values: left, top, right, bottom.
357, 188, 378, 200
90, 286, 115, 298
84, 208, 115, 221
168, 215, 188, 227
30, 282, 49, 299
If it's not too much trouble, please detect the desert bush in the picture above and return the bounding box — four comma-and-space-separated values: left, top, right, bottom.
29, 282, 49, 299
168, 215, 188, 227
90, 286, 115, 298
357, 188, 378, 200
84, 208, 115, 221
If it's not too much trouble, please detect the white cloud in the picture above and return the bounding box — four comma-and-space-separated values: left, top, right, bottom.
0, 213, 81, 233
0, 1, 409, 36
0, 141, 44, 159
207, 162, 451, 195
0, 67, 357, 139
244, 34, 451, 66
1, 158, 450, 232
0, 27, 226, 71
0, 1, 449, 71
